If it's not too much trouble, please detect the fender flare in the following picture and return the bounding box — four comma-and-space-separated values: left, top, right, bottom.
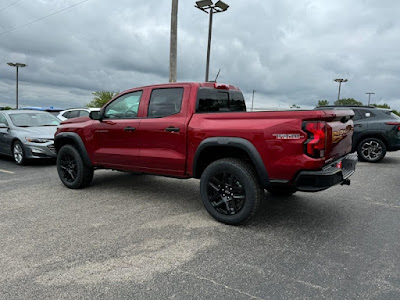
54, 132, 93, 167
193, 137, 269, 187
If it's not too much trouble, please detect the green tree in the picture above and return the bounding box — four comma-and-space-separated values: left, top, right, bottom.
0, 106, 13, 110
334, 98, 363, 106
86, 91, 119, 108
371, 103, 390, 109
371, 103, 400, 116
317, 100, 329, 107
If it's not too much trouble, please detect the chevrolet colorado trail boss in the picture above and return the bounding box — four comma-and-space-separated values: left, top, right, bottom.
55, 82, 357, 225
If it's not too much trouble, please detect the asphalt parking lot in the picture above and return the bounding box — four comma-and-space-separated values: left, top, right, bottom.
1, 153, 399, 300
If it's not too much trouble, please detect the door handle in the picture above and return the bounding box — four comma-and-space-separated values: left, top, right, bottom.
124, 126, 136, 132
165, 127, 180, 132
104, 120, 116, 125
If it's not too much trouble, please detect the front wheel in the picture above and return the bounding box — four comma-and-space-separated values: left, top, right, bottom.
357, 137, 386, 163
13, 141, 26, 165
57, 144, 94, 189
200, 158, 263, 225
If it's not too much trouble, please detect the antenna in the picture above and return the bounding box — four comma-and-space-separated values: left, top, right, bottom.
214, 69, 221, 82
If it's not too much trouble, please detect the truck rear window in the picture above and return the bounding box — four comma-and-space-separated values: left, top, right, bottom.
196, 88, 246, 113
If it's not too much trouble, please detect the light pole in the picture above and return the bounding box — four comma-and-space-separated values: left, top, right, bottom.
7, 62, 27, 109
169, 0, 178, 82
334, 78, 348, 102
251, 90, 255, 111
195, 0, 229, 82
365, 92, 375, 106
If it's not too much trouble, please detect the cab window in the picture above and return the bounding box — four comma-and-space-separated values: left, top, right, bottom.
147, 88, 183, 118
104, 91, 142, 119
196, 88, 246, 113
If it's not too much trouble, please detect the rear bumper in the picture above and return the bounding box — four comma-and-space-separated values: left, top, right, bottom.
294, 153, 357, 192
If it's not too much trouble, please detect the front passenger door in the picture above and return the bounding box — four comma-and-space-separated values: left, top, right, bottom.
91, 90, 143, 169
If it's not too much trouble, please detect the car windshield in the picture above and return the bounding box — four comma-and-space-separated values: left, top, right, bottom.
9, 112, 61, 127
389, 112, 400, 120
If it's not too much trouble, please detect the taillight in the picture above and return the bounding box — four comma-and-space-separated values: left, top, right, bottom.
303, 121, 326, 158
214, 83, 229, 90
385, 122, 400, 130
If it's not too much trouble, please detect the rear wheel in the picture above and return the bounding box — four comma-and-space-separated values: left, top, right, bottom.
200, 158, 262, 225
357, 137, 386, 163
12, 141, 26, 165
57, 144, 94, 189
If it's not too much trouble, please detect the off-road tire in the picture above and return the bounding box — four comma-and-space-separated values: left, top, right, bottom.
200, 158, 262, 225
57, 144, 94, 189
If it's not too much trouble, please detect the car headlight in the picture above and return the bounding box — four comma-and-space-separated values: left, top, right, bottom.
25, 137, 50, 143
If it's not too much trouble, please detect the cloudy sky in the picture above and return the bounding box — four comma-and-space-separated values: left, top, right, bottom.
0, 0, 399, 110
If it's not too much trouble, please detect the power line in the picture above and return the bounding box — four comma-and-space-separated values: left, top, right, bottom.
0, 0, 90, 36
0, 0, 23, 13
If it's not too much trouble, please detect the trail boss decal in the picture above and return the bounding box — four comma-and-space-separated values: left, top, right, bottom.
332, 126, 353, 144
273, 134, 304, 140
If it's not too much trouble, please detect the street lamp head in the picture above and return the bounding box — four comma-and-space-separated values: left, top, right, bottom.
215, 0, 229, 11
334, 78, 348, 83
7, 62, 27, 68
195, 0, 213, 8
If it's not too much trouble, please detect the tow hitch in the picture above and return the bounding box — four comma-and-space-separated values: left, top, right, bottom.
341, 179, 351, 186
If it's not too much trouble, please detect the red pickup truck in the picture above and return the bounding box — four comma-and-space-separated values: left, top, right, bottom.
55, 82, 357, 224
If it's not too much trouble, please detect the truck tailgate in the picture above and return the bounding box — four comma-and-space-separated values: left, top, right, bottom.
320, 109, 354, 162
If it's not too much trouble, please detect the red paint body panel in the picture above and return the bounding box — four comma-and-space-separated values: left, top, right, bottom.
55, 82, 354, 184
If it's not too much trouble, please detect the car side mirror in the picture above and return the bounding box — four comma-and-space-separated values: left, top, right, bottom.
0, 122, 8, 129
89, 111, 101, 121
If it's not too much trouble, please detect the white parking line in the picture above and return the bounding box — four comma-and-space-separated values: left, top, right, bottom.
0, 169, 15, 174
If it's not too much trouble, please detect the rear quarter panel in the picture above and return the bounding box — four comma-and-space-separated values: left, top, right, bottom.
188, 110, 325, 181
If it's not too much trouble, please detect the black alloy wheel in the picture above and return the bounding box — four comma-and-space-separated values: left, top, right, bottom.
200, 158, 262, 225
57, 144, 94, 189
207, 171, 246, 215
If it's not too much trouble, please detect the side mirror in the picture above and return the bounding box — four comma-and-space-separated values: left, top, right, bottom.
89, 111, 101, 120
0, 122, 8, 129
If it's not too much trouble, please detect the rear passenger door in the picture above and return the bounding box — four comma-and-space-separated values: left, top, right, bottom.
136, 86, 190, 176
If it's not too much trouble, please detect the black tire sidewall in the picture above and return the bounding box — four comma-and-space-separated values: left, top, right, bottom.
200, 159, 260, 225
57, 145, 87, 189
357, 138, 386, 162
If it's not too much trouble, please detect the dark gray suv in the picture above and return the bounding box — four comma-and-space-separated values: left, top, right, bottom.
317, 106, 400, 162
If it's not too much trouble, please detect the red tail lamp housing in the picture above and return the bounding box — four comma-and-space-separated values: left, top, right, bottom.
214, 83, 229, 90
385, 122, 400, 131
303, 121, 326, 158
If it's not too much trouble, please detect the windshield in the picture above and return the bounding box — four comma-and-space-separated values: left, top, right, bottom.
9, 112, 61, 127
390, 112, 400, 120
